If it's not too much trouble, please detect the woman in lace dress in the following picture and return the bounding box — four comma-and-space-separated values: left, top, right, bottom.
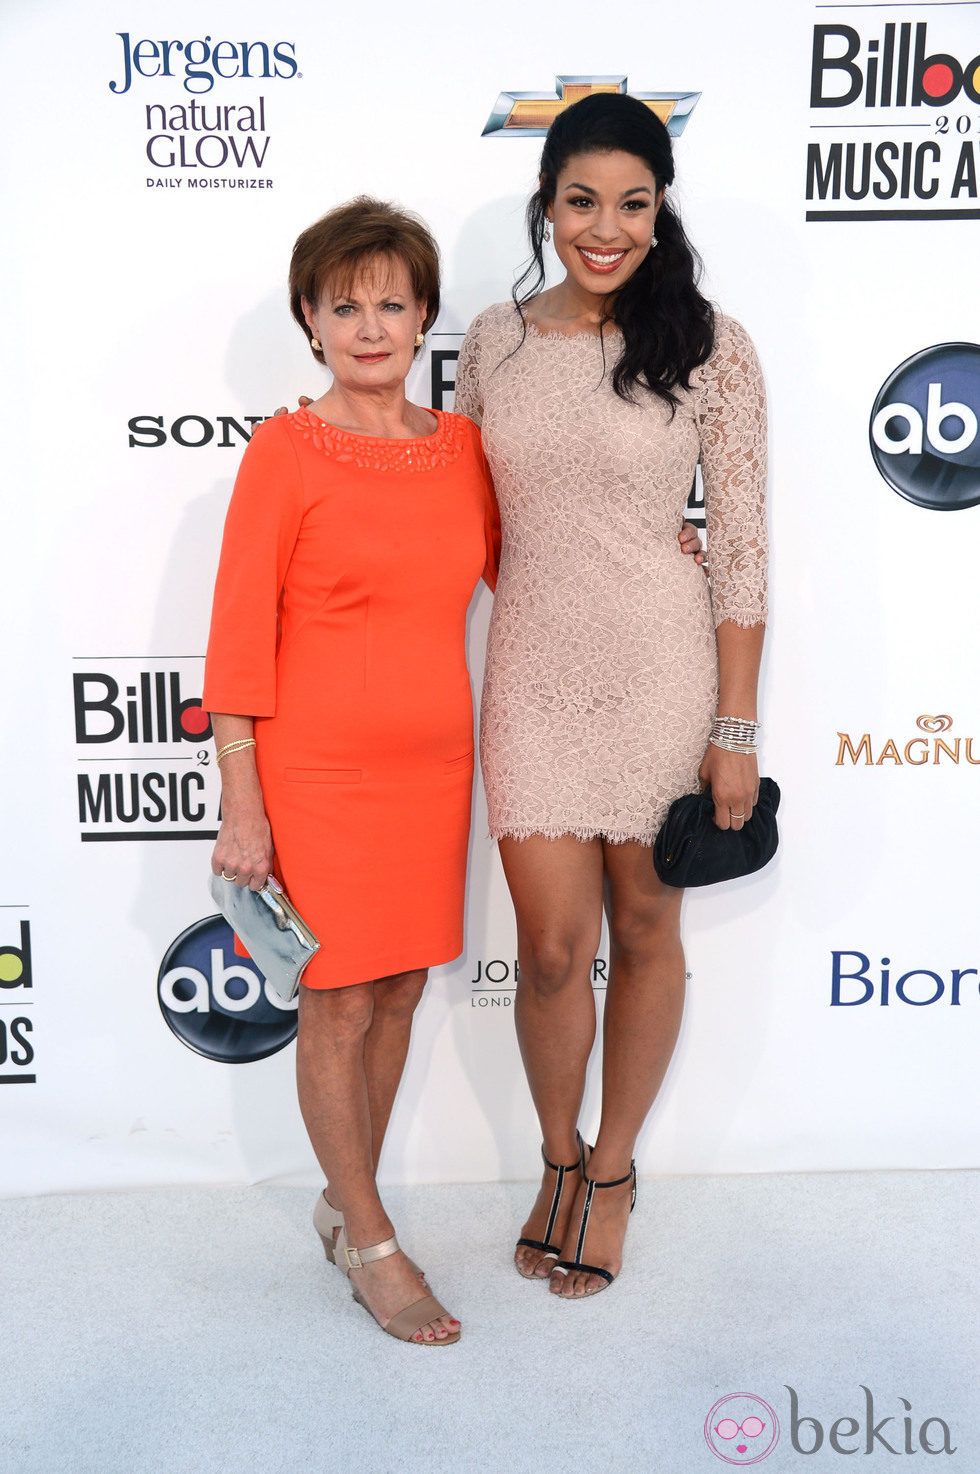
454, 94, 768, 1297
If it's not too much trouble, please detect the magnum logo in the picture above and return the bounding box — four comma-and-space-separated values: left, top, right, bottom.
483, 76, 700, 138
835, 713, 980, 766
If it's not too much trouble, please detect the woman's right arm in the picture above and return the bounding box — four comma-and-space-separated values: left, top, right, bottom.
210, 714, 273, 889
202, 419, 305, 885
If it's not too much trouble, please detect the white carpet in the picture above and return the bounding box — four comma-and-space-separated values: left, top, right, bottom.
1, 1172, 976, 1473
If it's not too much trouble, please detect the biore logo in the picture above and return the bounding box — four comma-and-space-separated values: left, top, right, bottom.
109, 34, 298, 96
483, 76, 699, 139
158, 915, 297, 1063
831, 952, 978, 1007
73, 658, 220, 841
811, 23, 980, 110
704, 1393, 779, 1464
805, 19, 980, 221
870, 345, 980, 510
0, 919, 35, 1085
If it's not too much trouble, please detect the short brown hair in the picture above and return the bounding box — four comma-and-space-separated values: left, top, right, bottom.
289, 196, 441, 363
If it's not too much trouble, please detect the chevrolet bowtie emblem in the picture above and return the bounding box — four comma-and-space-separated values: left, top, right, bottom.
482, 76, 700, 138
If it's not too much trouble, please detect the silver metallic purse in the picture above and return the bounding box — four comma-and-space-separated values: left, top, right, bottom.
208, 874, 321, 1003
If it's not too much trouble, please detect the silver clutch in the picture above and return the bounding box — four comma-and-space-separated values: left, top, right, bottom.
208, 873, 321, 1003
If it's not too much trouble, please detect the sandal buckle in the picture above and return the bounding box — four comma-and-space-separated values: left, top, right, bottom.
344, 1245, 363, 1270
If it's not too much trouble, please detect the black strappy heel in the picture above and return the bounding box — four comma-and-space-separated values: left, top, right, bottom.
515, 1132, 586, 1278
552, 1160, 636, 1293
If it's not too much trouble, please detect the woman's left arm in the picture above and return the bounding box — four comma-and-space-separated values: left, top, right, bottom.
698, 622, 764, 827
696, 316, 769, 831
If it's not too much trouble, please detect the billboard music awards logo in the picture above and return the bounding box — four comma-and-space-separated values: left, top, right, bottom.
0, 913, 34, 1086
107, 31, 300, 190
870, 344, 980, 510
807, 8, 980, 220
482, 76, 700, 138
158, 914, 297, 1063
73, 657, 220, 841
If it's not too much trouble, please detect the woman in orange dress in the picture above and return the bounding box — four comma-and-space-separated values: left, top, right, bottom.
202, 199, 498, 1346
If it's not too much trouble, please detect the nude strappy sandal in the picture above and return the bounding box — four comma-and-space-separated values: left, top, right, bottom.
313, 1192, 427, 1283
515, 1132, 586, 1278
313, 1191, 344, 1263
551, 1160, 636, 1294
333, 1227, 460, 1345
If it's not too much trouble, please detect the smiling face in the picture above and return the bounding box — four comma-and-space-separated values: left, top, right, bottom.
302, 254, 426, 394
547, 149, 664, 306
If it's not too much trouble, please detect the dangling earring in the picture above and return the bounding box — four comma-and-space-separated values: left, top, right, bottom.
650, 232, 658, 249
543, 224, 551, 243
311, 336, 322, 352
414, 332, 424, 349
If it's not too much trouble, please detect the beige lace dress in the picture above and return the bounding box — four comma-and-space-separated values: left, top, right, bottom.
454, 302, 768, 844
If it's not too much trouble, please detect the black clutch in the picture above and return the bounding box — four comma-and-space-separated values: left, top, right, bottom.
653, 778, 781, 888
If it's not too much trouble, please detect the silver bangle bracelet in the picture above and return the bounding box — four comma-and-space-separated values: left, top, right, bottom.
708, 736, 759, 754
710, 716, 760, 753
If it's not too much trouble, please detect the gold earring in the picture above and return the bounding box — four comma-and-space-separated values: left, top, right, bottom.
414, 332, 424, 349
311, 336, 322, 352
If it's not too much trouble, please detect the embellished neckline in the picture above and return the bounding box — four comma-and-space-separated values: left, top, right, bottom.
289, 407, 467, 472
524, 319, 622, 344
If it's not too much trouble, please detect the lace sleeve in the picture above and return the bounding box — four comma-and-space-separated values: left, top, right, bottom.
697, 316, 769, 629
453, 315, 485, 427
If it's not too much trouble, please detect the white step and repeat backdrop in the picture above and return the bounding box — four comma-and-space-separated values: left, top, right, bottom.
2, 0, 978, 1196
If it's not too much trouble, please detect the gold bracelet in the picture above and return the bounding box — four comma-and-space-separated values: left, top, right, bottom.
215, 738, 257, 764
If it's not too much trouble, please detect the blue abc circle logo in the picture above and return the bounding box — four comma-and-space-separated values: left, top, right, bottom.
870, 343, 980, 511
158, 915, 297, 1063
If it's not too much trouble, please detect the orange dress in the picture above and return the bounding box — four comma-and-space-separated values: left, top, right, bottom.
202, 408, 499, 989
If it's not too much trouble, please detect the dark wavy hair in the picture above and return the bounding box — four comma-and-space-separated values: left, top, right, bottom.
513, 93, 715, 409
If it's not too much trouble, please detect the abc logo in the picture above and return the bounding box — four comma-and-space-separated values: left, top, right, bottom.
158, 915, 297, 1064
870, 343, 980, 511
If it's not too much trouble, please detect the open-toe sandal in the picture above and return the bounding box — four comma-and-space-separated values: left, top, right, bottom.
515, 1131, 586, 1279
552, 1160, 636, 1295
314, 1192, 426, 1283
334, 1227, 459, 1345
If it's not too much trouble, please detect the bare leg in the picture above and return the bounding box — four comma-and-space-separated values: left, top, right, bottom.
321, 969, 428, 1215
551, 841, 685, 1297
498, 835, 604, 1277
296, 976, 457, 1342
